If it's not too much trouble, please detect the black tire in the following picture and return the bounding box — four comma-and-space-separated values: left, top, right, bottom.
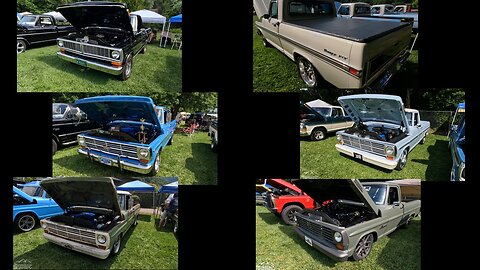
17, 39, 27, 54
15, 213, 37, 232
120, 54, 133, 81
281, 205, 303, 225
262, 37, 272, 48
110, 235, 122, 256
401, 216, 412, 229
296, 56, 319, 87
395, 149, 408, 170
167, 134, 173, 145
310, 128, 327, 141
419, 134, 426, 144
147, 153, 161, 176
133, 217, 138, 226
211, 139, 218, 152
141, 44, 147, 54
352, 234, 374, 261
52, 139, 58, 155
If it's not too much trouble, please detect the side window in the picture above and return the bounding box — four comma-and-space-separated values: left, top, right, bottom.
117, 194, 126, 211
166, 111, 172, 123
388, 187, 399, 205
127, 195, 132, 209
413, 113, 419, 126
332, 108, 342, 117
371, 7, 380, 14
270, 1, 278, 19
40, 17, 53, 26
338, 6, 350, 16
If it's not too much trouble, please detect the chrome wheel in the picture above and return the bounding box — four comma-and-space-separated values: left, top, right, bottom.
18, 215, 35, 232
354, 234, 373, 260
154, 154, 160, 172
125, 58, 132, 77
113, 236, 121, 254
298, 57, 317, 87
313, 130, 325, 141
17, 40, 26, 54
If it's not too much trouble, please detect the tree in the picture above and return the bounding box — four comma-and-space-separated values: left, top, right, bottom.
154, 0, 181, 18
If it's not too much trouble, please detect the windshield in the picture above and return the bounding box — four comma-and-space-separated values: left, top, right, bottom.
20, 186, 42, 197
19, 15, 36, 25
313, 107, 331, 117
53, 104, 68, 116
363, 184, 386, 205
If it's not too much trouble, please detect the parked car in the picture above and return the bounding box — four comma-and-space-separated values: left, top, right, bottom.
56, 1, 152, 80
337, 2, 371, 18
40, 177, 140, 259
448, 102, 465, 137
17, 14, 75, 54
293, 179, 421, 261
18, 180, 50, 198
209, 119, 218, 152
370, 4, 394, 15
263, 179, 317, 225
300, 102, 354, 141
254, 0, 413, 89
75, 96, 176, 176
53, 103, 99, 155
335, 94, 430, 170
449, 115, 465, 181
13, 186, 63, 232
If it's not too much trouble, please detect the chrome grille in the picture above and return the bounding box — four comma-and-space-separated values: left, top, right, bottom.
297, 215, 335, 244
60, 39, 116, 60
83, 45, 110, 58
64, 41, 81, 51
84, 137, 138, 159
45, 223, 96, 246
340, 134, 386, 156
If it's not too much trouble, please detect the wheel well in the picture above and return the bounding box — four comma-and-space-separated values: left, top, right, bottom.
52, 134, 60, 143
15, 211, 39, 221
312, 126, 327, 133
282, 202, 304, 211
17, 37, 30, 45
370, 231, 378, 242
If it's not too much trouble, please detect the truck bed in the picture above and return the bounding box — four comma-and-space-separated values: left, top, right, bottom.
285, 17, 411, 43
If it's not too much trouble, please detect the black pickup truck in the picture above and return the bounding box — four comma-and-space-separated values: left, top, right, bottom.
17, 14, 75, 54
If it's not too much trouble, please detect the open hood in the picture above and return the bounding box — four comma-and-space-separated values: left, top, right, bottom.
300, 102, 325, 120
292, 179, 380, 215
266, 179, 303, 194
40, 177, 121, 216
75, 96, 160, 127
338, 94, 409, 128
253, 0, 271, 18
57, 1, 133, 33
13, 186, 34, 203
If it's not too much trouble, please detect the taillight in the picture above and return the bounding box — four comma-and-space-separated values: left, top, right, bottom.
349, 67, 360, 76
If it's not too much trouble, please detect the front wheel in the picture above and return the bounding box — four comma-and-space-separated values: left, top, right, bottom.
15, 213, 37, 232
120, 54, 133, 81
17, 39, 27, 54
296, 56, 319, 87
52, 139, 58, 155
110, 235, 122, 256
147, 153, 161, 176
352, 234, 374, 261
395, 149, 408, 170
281, 205, 303, 225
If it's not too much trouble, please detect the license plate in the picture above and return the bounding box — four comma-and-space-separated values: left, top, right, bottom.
100, 157, 111, 165
354, 153, 363, 160
76, 59, 87, 67
305, 236, 313, 246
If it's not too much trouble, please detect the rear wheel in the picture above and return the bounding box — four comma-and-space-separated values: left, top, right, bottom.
395, 149, 408, 170
15, 213, 37, 232
296, 56, 319, 87
262, 37, 271, 48
17, 39, 27, 54
310, 128, 326, 141
352, 234, 374, 261
281, 205, 302, 225
52, 139, 58, 155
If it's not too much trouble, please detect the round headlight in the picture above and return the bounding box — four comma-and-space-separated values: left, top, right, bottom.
137, 148, 150, 159
111, 51, 120, 59
336, 134, 342, 143
385, 146, 395, 156
97, 234, 106, 244
334, 232, 343, 243
41, 222, 47, 229
58, 40, 64, 47
78, 136, 85, 146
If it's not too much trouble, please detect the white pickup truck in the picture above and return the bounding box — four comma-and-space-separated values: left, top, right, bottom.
335, 94, 430, 170
254, 0, 413, 89
337, 2, 372, 18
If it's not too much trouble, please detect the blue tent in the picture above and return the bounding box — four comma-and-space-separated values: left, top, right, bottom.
158, 181, 178, 194
117, 180, 154, 192
169, 14, 182, 23
458, 103, 465, 109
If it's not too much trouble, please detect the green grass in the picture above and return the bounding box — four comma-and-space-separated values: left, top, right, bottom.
13, 215, 177, 269
300, 133, 451, 180
253, 16, 419, 92
53, 132, 217, 185
17, 44, 181, 92
256, 206, 420, 270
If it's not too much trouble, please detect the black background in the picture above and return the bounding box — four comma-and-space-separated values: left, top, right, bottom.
2, 0, 478, 269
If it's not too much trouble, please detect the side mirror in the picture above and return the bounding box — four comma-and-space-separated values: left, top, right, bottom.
262, 14, 270, 20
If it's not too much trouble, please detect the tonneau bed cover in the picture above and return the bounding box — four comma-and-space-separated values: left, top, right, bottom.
286, 17, 411, 42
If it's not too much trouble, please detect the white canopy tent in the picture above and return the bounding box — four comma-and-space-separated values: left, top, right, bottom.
130, 10, 166, 45
306, 99, 332, 108
42, 11, 67, 22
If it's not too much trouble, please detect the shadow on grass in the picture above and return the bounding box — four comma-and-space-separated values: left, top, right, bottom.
154, 55, 181, 91
411, 139, 451, 181
386, 51, 418, 89
339, 153, 394, 173
257, 212, 283, 225
300, 133, 337, 142
376, 219, 421, 270
137, 215, 152, 222
277, 225, 337, 267
36, 55, 115, 85
184, 142, 217, 185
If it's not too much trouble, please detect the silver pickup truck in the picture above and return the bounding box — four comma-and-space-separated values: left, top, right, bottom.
254, 0, 412, 89
39, 177, 140, 259
293, 179, 421, 261
335, 94, 430, 170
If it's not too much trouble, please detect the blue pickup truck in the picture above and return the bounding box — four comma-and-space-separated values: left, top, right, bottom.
449, 103, 465, 181
75, 96, 176, 176
13, 186, 63, 232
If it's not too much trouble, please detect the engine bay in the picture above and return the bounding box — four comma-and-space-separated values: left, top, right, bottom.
88, 121, 158, 144
67, 29, 129, 47
49, 211, 120, 231
306, 199, 376, 228
345, 122, 406, 143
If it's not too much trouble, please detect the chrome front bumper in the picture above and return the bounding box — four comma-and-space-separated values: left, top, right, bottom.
78, 148, 153, 174
57, 51, 123, 75
335, 144, 398, 170
43, 232, 110, 259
